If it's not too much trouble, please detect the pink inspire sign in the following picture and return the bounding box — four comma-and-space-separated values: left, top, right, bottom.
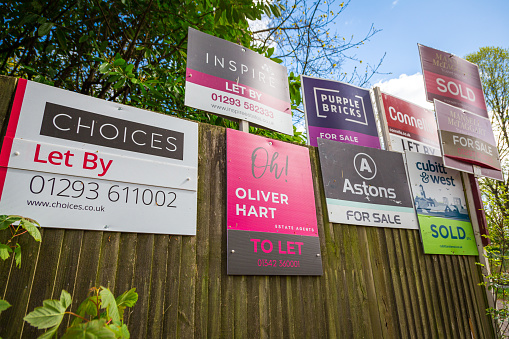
227, 129, 318, 237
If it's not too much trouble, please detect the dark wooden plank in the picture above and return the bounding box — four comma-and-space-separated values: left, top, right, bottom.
66, 230, 103, 322
96, 232, 121, 290
412, 229, 444, 338
384, 228, 412, 338
466, 255, 495, 338
259, 276, 271, 338
51, 230, 85, 337
0, 228, 42, 338
365, 226, 398, 338
177, 234, 196, 337
129, 233, 154, 339
341, 225, 373, 339
113, 232, 137, 323
220, 274, 234, 338
357, 226, 383, 339
291, 276, 306, 338
145, 234, 169, 339
162, 235, 182, 338
402, 229, 431, 338
430, 254, 455, 338
301, 276, 319, 338
21, 229, 65, 338
333, 223, 354, 338
442, 255, 467, 338
280, 277, 295, 338
233, 275, 248, 338
198, 124, 225, 338
246, 277, 262, 339
458, 255, 481, 339
194, 123, 213, 339
269, 276, 284, 338
397, 229, 425, 337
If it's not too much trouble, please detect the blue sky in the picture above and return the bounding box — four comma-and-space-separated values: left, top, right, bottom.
335, 0, 509, 106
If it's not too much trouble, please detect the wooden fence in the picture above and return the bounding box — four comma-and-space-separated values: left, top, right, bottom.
0, 76, 494, 338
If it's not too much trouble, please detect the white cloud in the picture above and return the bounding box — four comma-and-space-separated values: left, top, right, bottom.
375, 73, 433, 110
392, 0, 399, 7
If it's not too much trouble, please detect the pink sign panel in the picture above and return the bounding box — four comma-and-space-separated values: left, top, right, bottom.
226, 129, 322, 275
227, 129, 318, 236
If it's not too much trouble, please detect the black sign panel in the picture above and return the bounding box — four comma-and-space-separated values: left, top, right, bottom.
40, 102, 184, 160
227, 230, 323, 275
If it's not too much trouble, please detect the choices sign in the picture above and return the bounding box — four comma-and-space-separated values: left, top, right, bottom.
0, 80, 198, 235
378, 91, 440, 155
318, 138, 418, 229
185, 28, 292, 135
419, 44, 488, 118
227, 129, 322, 275
435, 100, 501, 171
405, 152, 478, 255
301, 75, 380, 148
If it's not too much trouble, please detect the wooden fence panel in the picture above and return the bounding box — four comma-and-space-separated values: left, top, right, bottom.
0, 76, 495, 338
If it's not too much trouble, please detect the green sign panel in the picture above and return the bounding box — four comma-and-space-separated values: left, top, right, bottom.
406, 152, 478, 255
417, 215, 478, 255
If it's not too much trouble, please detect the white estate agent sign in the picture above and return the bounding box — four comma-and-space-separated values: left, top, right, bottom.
0, 79, 198, 235
185, 28, 293, 135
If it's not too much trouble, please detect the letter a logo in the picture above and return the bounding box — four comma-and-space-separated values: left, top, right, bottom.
359, 158, 372, 173
353, 153, 377, 180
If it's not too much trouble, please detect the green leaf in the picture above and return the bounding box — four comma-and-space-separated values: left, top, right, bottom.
0, 215, 21, 230
124, 64, 134, 73
72, 296, 98, 326
38, 22, 54, 37
79, 35, 89, 43
24, 297, 68, 329
0, 299, 11, 314
115, 288, 137, 308
100, 287, 120, 323
115, 288, 137, 319
20, 219, 41, 242
62, 319, 115, 339
60, 290, 72, 309
113, 58, 126, 66
19, 13, 39, 25
270, 57, 283, 64
14, 244, 21, 268
112, 78, 126, 90
99, 63, 111, 73
55, 29, 68, 52
37, 325, 59, 339
0, 244, 12, 260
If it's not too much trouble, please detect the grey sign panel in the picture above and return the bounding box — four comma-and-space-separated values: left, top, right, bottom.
227, 230, 323, 275
318, 138, 418, 229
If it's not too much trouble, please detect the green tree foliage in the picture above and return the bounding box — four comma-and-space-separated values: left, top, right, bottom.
251, 0, 384, 126
0, 0, 380, 143
466, 47, 509, 337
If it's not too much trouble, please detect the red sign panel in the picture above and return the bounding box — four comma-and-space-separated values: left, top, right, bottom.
419, 44, 488, 118
381, 92, 440, 151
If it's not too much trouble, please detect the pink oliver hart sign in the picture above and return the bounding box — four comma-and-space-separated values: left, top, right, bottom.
226, 129, 322, 275
227, 129, 318, 236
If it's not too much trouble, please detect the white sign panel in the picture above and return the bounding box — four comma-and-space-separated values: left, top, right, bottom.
0, 79, 198, 235
185, 28, 293, 135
